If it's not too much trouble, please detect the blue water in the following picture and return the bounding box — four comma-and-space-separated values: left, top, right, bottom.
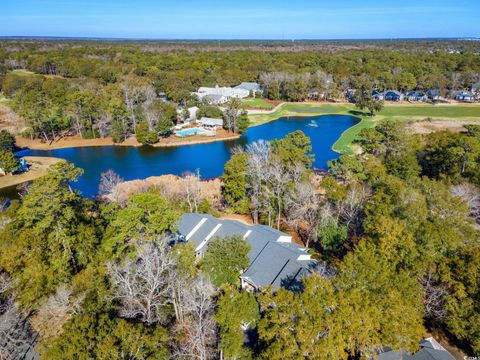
175, 128, 207, 136
14, 114, 358, 198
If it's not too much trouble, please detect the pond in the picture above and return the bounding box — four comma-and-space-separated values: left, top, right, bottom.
8, 114, 358, 198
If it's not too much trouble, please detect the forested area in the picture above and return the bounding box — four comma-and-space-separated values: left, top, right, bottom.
0, 39, 479, 358
0, 39, 479, 143
0, 119, 479, 358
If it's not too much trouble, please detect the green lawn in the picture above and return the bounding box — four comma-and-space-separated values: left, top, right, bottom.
0, 95, 10, 105
10, 69, 36, 76
241, 98, 275, 110
248, 103, 480, 155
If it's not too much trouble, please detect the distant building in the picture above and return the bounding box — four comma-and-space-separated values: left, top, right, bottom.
197, 117, 223, 130
406, 91, 428, 102
176, 213, 318, 291
202, 94, 228, 105
472, 82, 480, 96
234, 82, 262, 94
372, 90, 384, 101
377, 337, 455, 360
455, 90, 475, 102
194, 85, 249, 104
384, 90, 404, 102
427, 89, 442, 101
345, 89, 356, 102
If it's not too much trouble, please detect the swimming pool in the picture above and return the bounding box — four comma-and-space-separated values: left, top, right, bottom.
175, 128, 207, 137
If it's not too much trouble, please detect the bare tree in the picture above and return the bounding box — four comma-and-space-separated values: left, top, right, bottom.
223, 98, 241, 133
338, 183, 370, 234
182, 170, 202, 213
121, 75, 149, 134
173, 276, 217, 360
450, 183, 480, 224
265, 160, 303, 229
108, 237, 175, 325
98, 169, 124, 201
0, 274, 35, 360
96, 111, 111, 139
285, 181, 322, 248
33, 285, 84, 339
142, 87, 161, 131
421, 272, 448, 321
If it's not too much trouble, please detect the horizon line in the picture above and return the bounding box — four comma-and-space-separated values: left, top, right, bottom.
0, 35, 479, 42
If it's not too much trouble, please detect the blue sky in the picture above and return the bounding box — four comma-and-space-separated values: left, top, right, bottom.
1, 0, 479, 39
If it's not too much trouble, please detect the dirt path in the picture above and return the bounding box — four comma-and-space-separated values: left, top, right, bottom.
0, 156, 64, 189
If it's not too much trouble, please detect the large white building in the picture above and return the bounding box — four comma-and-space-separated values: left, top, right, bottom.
194, 85, 250, 104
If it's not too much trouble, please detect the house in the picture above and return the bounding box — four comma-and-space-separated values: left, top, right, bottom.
377, 337, 454, 360
197, 117, 223, 130
472, 83, 480, 97
406, 91, 428, 102
345, 89, 356, 102
427, 89, 442, 101
234, 82, 262, 95
372, 90, 384, 101
177, 213, 318, 291
384, 90, 404, 102
194, 85, 250, 104
455, 90, 475, 102
203, 94, 229, 105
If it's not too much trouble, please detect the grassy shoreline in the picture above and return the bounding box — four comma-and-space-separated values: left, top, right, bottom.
5, 101, 480, 155
0, 156, 64, 190
248, 102, 480, 154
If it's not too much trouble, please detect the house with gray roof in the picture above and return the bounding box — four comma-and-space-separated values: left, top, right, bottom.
177, 213, 317, 291
427, 89, 441, 101
406, 91, 428, 102
377, 337, 455, 360
234, 82, 262, 93
384, 90, 404, 102
203, 93, 229, 105
455, 90, 475, 102
197, 117, 223, 129
472, 82, 480, 96
372, 90, 385, 101
194, 85, 249, 104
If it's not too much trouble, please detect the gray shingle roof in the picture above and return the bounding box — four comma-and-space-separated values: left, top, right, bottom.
176, 213, 317, 289
378, 338, 455, 360
234, 82, 261, 92
198, 117, 224, 127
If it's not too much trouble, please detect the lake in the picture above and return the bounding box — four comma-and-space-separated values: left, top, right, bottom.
9, 114, 358, 198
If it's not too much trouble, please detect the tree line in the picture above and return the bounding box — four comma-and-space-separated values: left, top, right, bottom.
1, 40, 479, 142
1, 125, 479, 357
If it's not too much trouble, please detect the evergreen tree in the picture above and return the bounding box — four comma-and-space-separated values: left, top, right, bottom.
215, 286, 259, 359
271, 130, 314, 169
202, 235, 251, 288
0, 150, 19, 174
0, 129, 15, 151
222, 152, 249, 213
